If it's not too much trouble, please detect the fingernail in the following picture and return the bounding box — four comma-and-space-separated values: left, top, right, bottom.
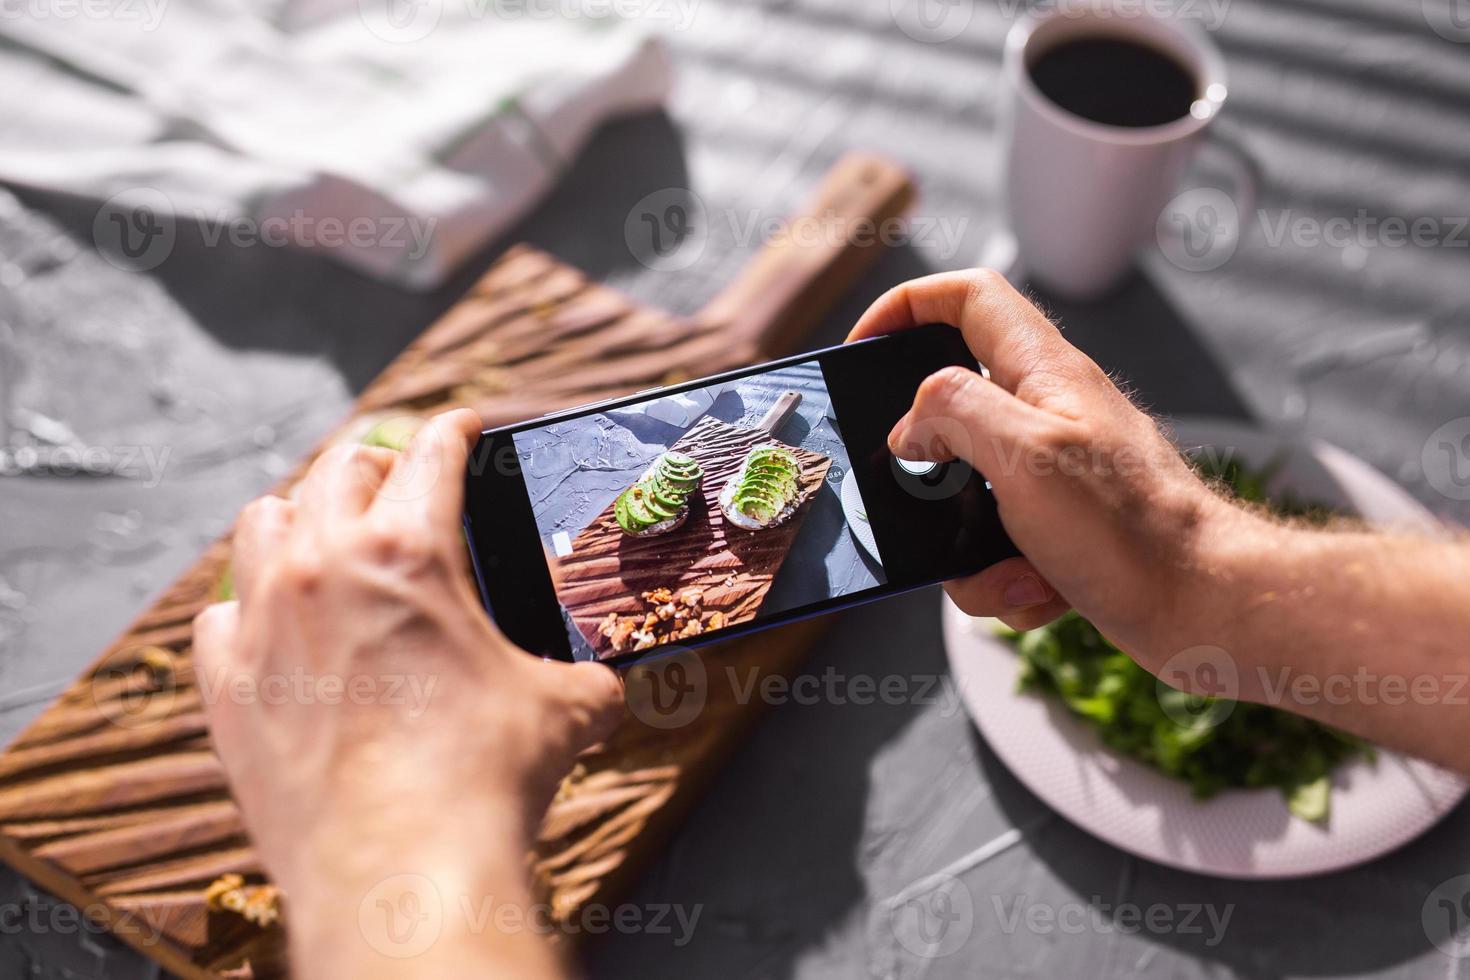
888, 414, 912, 450
1003, 575, 1051, 609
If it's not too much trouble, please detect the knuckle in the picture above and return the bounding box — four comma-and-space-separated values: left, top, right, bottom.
361, 520, 435, 571
915, 365, 977, 413
237, 497, 267, 531
341, 444, 391, 486
1049, 354, 1113, 398
327, 442, 364, 466
312, 443, 367, 484
235, 493, 289, 540
191, 603, 235, 662
965, 266, 1009, 300
275, 554, 325, 594
237, 494, 281, 534
1035, 416, 1090, 457
192, 603, 223, 640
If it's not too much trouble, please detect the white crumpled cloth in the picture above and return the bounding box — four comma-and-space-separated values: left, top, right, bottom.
0, 0, 672, 286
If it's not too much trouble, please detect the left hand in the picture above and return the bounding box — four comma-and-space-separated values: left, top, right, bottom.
192, 408, 623, 975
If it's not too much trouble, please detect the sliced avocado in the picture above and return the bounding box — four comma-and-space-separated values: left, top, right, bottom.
642, 485, 679, 521
744, 463, 797, 489
748, 447, 795, 466
615, 490, 637, 533
747, 447, 796, 465
654, 471, 688, 492
736, 477, 786, 505
659, 463, 702, 485
747, 456, 796, 481
625, 491, 659, 530
661, 472, 700, 491
659, 452, 702, 474
742, 470, 796, 501
736, 477, 785, 502
650, 480, 686, 511
734, 493, 777, 523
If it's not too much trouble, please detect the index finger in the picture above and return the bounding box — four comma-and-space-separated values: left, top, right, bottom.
846, 268, 1076, 392
373, 407, 484, 527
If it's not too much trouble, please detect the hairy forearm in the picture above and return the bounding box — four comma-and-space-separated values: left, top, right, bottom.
1168, 501, 1470, 771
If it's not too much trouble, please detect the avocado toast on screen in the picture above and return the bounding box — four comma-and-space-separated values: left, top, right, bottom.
719, 445, 805, 530
614, 451, 705, 537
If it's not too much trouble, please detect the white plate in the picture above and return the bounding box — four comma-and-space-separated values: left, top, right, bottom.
943, 417, 1468, 879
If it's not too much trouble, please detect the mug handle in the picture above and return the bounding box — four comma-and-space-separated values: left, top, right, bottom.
1195, 124, 1262, 226
1153, 122, 1263, 272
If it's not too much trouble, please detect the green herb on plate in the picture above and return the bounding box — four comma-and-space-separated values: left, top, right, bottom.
999, 454, 1372, 822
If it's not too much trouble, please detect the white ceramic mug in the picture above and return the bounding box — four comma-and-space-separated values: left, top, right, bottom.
1000, 2, 1250, 299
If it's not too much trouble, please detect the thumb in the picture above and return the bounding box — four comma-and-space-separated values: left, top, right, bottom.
889, 366, 1048, 487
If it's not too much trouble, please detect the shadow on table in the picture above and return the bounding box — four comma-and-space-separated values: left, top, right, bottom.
9, 111, 693, 394
1027, 269, 1255, 423
974, 726, 1470, 975
579, 584, 950, 978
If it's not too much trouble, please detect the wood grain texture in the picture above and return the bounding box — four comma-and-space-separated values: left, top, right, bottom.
0, 152, 913, 978
560, 417, 832, 658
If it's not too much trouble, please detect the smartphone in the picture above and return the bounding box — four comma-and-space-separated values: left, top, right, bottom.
463, 322, 1019, 666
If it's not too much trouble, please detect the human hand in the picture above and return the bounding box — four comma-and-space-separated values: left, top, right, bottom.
192, 409, 622, 974
849, 270, 1228, 664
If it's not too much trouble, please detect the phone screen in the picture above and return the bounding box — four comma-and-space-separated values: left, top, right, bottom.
464, 324, 1018, 665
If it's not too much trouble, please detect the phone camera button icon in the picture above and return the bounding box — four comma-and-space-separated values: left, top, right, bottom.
891, 454, 970, 500
895, 458, 937, 477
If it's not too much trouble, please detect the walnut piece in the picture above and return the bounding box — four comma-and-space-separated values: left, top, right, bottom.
204, 874, 281, 929
601, 583, 732, 652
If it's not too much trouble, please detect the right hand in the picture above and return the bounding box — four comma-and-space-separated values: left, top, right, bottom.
848, 270, 1228, 664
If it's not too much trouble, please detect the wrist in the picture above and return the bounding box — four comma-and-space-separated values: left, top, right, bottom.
287, 829, 553, 979
280, 778, 537, 938
1152, 491, 1285, 685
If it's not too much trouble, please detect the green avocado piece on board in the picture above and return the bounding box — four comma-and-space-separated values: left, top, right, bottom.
734, 493, 777, 523
642, 485, 679, 521
661, 472, 699, 491
744, 464, 797, 494
736, 476, 785, 504
651, 479, 686, 511
658, 454, 702, 481
362, 416, 423, 451
625, 491, 659, 529
615, 490, 637, 533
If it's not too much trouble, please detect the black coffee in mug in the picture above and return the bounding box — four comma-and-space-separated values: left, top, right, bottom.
1028, 36, 1198, 129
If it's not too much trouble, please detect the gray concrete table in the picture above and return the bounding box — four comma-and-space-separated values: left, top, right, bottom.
3, 0, 1470, 977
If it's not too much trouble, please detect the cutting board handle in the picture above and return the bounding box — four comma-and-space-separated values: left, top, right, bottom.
696, 152, 915, 358
756, 390, 802, 436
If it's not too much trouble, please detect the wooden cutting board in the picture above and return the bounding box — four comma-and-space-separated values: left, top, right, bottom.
0, 152, 913, 979
559, 392, 833, 658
